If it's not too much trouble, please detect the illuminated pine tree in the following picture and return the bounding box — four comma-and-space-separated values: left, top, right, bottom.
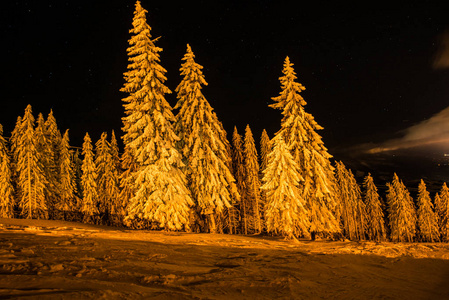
386, 174, 416, 242
58, 129, 76, 217
16, 105, 48, 219
244, 125, 263, 233
335, 161, 366, 240
261, 136, 309, 239
44, 110, 62, 160
95, 132, 112, 216
35, 113, 55, 214
436, 183, 449, 242
81, 132, 98, 223
174, 44, 237, 233
95, 132, 120, 223
270, 57, 340, 236
232, 127, 247, 234
260, 129, 270, 174
259, 129, 270, 232
362, 173, 386, 242
416, 179, 439, 242
121, 1, 193, 231
0, 124, 15, 218
44, 110, 62, 211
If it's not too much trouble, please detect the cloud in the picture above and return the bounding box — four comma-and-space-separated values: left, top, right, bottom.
433, 30, 449, 70
368, 106, 449, 153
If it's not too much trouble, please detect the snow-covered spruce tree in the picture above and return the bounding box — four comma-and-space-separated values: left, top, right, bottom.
81, 132, 98, 223
270, 56, 340, 236
44, 110, 62, 157
244, 125, 263, 233
95, 132, 120, 224
95, 132, 112, 217
260, 129, 270, 175
0, 124, 15, 218
58, 129, 77, 219
334, 161, 366, 240
118, 1, 149, 227
259, 129, 270, 231
35, 113, 56, 216
35, 111, 65, 218
121, 1, 193, 231
174, 44, 238, 233
44, 110, 62, 179
232, 126, 247, 234
436, 183, 449, 242
261, 135, 309, 239
362, 173, 386, 242
416, 179, 439, 242
386, 174, 416, 242
16, 105, 48, 219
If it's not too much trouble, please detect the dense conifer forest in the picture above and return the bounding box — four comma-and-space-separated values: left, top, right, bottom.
1, 1, 449, 243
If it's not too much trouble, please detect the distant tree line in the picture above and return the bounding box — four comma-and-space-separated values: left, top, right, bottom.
1, 1, 448, 243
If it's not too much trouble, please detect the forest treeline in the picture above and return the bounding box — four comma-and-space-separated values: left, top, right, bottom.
1, 1, 448, 243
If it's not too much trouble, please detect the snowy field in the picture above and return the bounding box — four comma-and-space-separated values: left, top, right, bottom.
1, 218, 449, 299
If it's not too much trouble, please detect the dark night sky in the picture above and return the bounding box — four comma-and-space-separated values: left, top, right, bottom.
2, 1, 449, 184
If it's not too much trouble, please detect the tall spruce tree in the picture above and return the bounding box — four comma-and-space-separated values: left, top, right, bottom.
81, 132, 98, 223
259, 129, 270, 232
95, 132, 112, 217
232, 127, 247, 234
35, 113, 55, 215
386, 174, 416, 242
362, 173, 386, 242
270, 57, 340, 236
121, 1, 193, 231
436, 183, 449, 242
174, 44, 238, 233
44, 110, 62, 184
335, 161, 366, 240
44, 110, 62, 163
0, 124, 15, 218
95, 132, 120, 223
244, 125, 263, 233
15, 105, 48, 219
58, 129, 76, 217
416, 179, 439, 242
261, 136, 309, 239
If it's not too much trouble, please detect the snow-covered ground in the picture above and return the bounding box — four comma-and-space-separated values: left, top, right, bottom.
1, 218, 448, 299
